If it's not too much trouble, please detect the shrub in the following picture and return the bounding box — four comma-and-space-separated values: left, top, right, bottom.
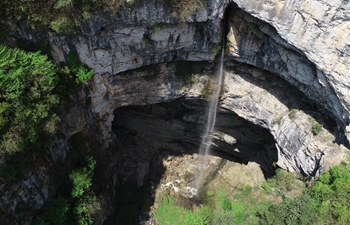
187, 73, 196, 86
275, 114, 283, 125
74, 194, 101, 225
288, 108, 299, 120
32, 195, 69, 225
213, 44, 222, 55
312, 122, 323, 135
76, 67, 94, 84
153, 22, 168, 31
68, 50, 94, 84
50, 17, 75, 33
143, 34, 156, 46
222, 198, 232, 211
201, 81, 211, 100
70, 156, 96, 198
168, 0, 204, 21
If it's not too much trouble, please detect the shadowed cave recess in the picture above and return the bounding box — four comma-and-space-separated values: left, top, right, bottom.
101, 3, 343, 224
1, 1, 349, 224
107, 100, 278, 224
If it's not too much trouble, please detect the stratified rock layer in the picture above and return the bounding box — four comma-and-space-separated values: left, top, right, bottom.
233, 0, 350, 140
1, 0, 349, 224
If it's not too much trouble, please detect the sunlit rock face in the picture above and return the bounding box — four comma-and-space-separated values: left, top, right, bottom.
49, 0, 226, 74
232, 0, 350, 141
49, 0, 350, 142
224, 4, 350, 176
2, 0, 350, 224
221, 63, 348, 177
83, 2, 349, 177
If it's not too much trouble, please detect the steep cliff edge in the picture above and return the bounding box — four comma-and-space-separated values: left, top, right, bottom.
46, 0, 350, 175
1, 0, 349, 223
63, 0, 349, 175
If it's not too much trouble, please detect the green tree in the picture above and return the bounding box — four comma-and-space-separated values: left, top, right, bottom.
32, 195, 69, 225
70, 156, 100, 225
0, 45, 59, 156
70, 156, 96, 198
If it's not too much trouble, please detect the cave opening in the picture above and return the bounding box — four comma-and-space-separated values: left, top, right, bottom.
106, 99, 278, 224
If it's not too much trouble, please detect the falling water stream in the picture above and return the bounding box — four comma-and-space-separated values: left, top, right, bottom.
195, 45, 225, 189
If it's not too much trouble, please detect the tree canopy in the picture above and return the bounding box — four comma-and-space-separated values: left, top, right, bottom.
0, 0, 125, 33
0, 45, 59, 156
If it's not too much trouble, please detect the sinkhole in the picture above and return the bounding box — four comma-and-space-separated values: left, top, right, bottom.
106, 99, 278, 224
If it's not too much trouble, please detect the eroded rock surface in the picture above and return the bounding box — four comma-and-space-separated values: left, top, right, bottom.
232, 0, 350, 140
2, 0, 350, 223
221, 63, 349, 176
43, 0, 350, 176
49, 0, 225, 74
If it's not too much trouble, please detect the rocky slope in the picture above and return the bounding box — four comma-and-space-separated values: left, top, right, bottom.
1, 0, 349, 223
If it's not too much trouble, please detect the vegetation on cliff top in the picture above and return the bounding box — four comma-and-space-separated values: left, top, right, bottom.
0, 0, 206, 33
0, 0, 125, 32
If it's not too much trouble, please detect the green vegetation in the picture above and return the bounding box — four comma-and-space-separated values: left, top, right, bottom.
155, 196, 207, 225
213, 44, 222, 55
213, 43, 229, 55
71, 156, 101, 225
275, 114, 283, 125
143, 34, 156, 46
32, 195, 69, 225
187, 73, 196, 86
159, 0, 206, 21
68, 50, 94, 84
153, 22, 168, 31
312, 122, 323, 135
0, 0, 127, 33
0, 0, 207, 33
261, 160, 350, 224
70, 156, 96, 198
288, 108, 299, 120
0, 45, 93, 157
0, 45, 60, 156
201, 81, 211, 100
155, 160, 350, 224
33, 156, 101, 225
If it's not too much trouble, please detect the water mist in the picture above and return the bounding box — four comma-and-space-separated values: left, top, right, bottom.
195, 44, 225, 189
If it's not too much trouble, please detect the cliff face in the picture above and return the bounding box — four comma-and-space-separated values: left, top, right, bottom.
49, 0, 225, 74
1, 0, 350, 223
232, 0, 350, 142
224, 3, 349, 175
52, 0, 349, 175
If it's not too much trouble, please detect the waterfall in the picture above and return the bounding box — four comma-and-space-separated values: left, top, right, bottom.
195, 45, 225, 189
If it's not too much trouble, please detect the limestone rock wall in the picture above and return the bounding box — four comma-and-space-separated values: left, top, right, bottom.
220, 64, 349, 176
233, 0, 350, 140
1, 0, 350, 223
49, 0, 226, 74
